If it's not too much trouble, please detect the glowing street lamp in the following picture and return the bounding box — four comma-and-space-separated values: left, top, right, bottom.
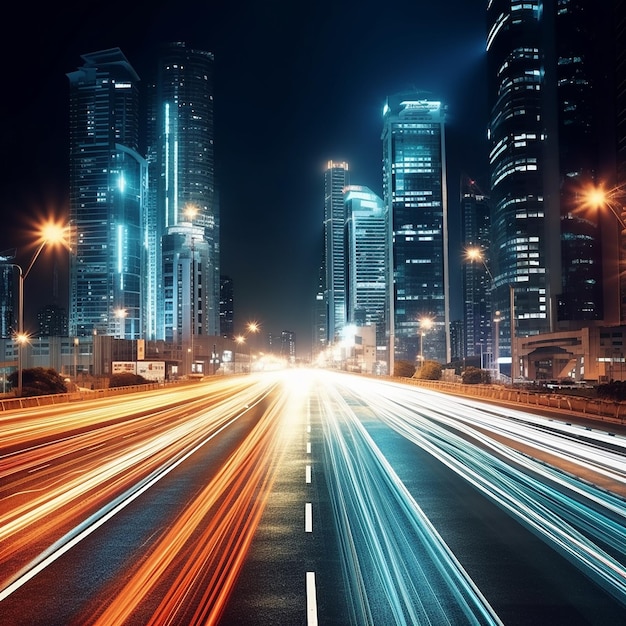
418, 317, 433, 364
114, 307, 128, 339
465, 246, 494, 282
579, 184, 626, 230
234, 322, 260, 373
465, 246, 517, 382
4, 219, 67, 397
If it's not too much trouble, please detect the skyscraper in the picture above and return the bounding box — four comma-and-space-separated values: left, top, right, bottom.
345, 185, 388, 357
382, 94, 450, 366
147, 42, 219, 345
324, 160, 350, 343
461, 177, 492, 364
67, 48, 146, 339
487, 1, 618, 377
219, 275, 234, 339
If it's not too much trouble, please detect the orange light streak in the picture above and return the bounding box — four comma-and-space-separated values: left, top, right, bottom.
90, 395, 289, 625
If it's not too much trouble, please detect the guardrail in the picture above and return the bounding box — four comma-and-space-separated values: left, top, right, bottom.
399, 378, 626, 426
0, 382, 164, 412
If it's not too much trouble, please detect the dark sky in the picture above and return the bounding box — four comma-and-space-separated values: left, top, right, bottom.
0, 1, 488, 358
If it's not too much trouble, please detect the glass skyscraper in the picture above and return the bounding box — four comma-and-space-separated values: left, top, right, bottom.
487, 1, 618, 380
345, 185, 388, 355
147, 42, 219, 345
382, 94, 450, 366
461, 177, 492, 364
324, 160, 350, 343
67, 48, 146, 339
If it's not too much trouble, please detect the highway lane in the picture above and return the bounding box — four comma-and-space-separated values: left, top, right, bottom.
1, 369, 626, 624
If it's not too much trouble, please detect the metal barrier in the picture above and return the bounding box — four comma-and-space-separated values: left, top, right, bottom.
400, 378, 626, 426
0, 382, 163, 412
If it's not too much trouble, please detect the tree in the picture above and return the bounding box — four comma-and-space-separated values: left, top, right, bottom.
109, 372, 150, 388
413, 360, 442, 381
394, 360, 416, 378
462, 366, 491, 385
7, 367, 68, 397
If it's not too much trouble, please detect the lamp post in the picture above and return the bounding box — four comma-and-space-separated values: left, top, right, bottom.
74, 337, 79, 379
465, 247, 516, 383
418, 317, 433, 365
234, 322, 260, 373
2, 221, 67, 396
493, 310, 502, 381
580, 183, 626, 328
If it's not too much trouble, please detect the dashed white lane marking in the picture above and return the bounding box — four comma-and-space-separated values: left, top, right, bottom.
306, 464, 311, 484
306, 571, 318, 625
307, 441, 311, 454
305, 502, 313, 532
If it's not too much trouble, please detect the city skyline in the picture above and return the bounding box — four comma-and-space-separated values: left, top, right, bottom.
0, 1, 486, 358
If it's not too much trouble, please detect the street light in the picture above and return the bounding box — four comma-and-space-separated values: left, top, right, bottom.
579, 183, 626, 230
233, 322, 260, 373
465, 247, 517, 382
114, 307, 128, 339
418, 317, 433, 365
3, 220, 67, 397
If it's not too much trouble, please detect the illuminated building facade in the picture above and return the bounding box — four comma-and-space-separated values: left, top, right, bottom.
382, 94, 450, 365
554, 2, 615, 326
345, 185, 388, 355
161, 224, 210, 348
67, 48, 146, 339
313, 246, 327, 358
324, 160, 350, 343
0, 264, 16, 339
219, 275, 234, 339
147, 42, 219, 343
461, 177, 492, 363
487, 1, 617, 378
487, 1, 559, 363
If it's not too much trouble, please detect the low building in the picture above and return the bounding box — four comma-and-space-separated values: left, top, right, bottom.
516, 325, 626, 383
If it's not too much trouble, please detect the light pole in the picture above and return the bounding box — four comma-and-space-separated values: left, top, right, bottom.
234, 322, 260, 373
1, 221, 66, 396
74, 337, 79, 379
580, 183, 626, 327
493, 310, 502, 381
465, 247, 516, 383
418, 317, 433, 365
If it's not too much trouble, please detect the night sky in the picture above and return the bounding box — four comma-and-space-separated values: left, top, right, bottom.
0, 1, 487, 358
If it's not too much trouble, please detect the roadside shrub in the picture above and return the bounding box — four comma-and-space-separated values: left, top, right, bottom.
109, 373, 150, 388
462, 366, 491, 385
413, 360, 442, 381
596, 380, 626, 402
7, 367, 68, 397
394, 360, 416, 378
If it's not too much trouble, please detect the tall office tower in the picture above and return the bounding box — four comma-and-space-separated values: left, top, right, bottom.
555, 3, 616, 326
219, 275, 234, 338
619, 2, 626, 189
147, 42, 219, 344
324, 160, 350, 343
37, 304, 68, 337
0, 265, 16, 338
345, 185, 388, 357
67, 49, 146, 339
382, 94, 450, 366
487, 2, 561, 372
313, 246, 327, 358
461, 177, 492, 363
161, 224, 210, 346
280, 330, 296, 363
487, 2, 618, 377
